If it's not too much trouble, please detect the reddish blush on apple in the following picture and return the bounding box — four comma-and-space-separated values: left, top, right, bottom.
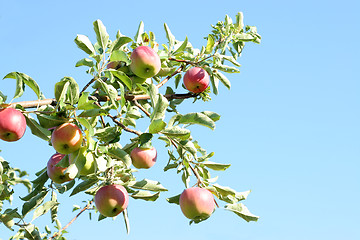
183, 67, 210, 93
179, 187, 215, 220
95, 184, 129, 217
130, 147, 157, 169
0, 108, 26, 142
47, 153, 74, 184
130, 46, 161, 79
51, 122, 83, 154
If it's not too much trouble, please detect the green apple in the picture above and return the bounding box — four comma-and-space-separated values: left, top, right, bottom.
179, 187, 215, 220
95, 184, 129, 217
69, 149, 95, 176
0, 108, 26, 142
47, 153, 75, 184
130, 147, 157, 169
51, 122, 83, 154
130, 46, 161, 79
183, 67, 210, 93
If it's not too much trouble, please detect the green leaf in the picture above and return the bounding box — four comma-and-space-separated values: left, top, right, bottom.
32, 201, 59, 221
22, 190, 48, 217
122, 209, 130, 235
212, 184, 250, 203
201, 111, 221, 122
213, 64, 240, 73
96, 78, 118, 106
151, 94, 169, 121
31, 170, 49, 187
108, 146, 132, 168
75, 58, 94, 68
128, 179, 167, 192
149, 119, 167, 134
110, 37, 133, 52
110, 50, 131, 64
108, 70, 132, 90
166, 194, 180, 205
210, 73, 219, 95
134, 21, 144, 44
70, 178, 98, 197
3, 72, 44, 99
214, 71, 231, 90
203, 161, 231, 171
235, 12, 244, 32
131, 191, 160, 201
93, 20, 109, 52
161, 126, 191, 140
173, 36, 188, 55
164, 23, 175, 49
54, 77, 80, 105
24, 115, 51, 141
224, 203, 259, 222
179, 112, 216, 130
78, 118, 94, 137
0, 90, 7, 103
179, 140, 197, 156
20, 185, 45, 201
205, 34, 215, 54
77, 92, 99, 110
95, 126, 121, 144
74, 34, 95, 55
78, 108, 108, 117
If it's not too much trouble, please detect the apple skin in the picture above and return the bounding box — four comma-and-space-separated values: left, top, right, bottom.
130, 147, 157, 169
179, 187, 215, 220
68, 150, 96, 176
0, 108, 26, 142
130, 46, 161, 79
51, 123, 83, 154
47, 153, 74, 184
183, 67, 210, 93
95, 184, 129, 217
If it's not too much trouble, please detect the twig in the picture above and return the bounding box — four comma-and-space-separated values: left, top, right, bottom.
156, 65, 185, 89
133, 100, 151, 117
80, 77, 98, 94
48, 201, 93, 240
107, 114, 142, 136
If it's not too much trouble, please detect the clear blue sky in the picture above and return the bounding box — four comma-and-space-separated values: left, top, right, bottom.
1, 0, 359, 239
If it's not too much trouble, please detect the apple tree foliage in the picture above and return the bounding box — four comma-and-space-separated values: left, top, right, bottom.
0, 12, 261, 239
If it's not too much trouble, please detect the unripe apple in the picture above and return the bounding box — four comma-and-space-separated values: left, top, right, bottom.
95, 184, 129, 217
130, 46, 161, 79
51, 123, 83, 154
68, 150, 96, 176
183, 67, 210, 93
130, 147, 157, 169
179, 187, 215, 220
47, 153, 75, 184
0, 108, 26, 142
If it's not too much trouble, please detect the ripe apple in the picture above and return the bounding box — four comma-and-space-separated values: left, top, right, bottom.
47, 153, 75, 184
130, 46, 161, 79
95, 184, 129, 217
179, 187, 215, 220
68, 149, 96, 176
0, 108, 26, 142
51, 122, 83, 154
183, 67, 210, 93
130, 147, 157, 169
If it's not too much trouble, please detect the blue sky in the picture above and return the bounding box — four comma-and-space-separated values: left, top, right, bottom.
1, 0, 359, 239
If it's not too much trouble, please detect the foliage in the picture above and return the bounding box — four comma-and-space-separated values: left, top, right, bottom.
0, 12, 261, 239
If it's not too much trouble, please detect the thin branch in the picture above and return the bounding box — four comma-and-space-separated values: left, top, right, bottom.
80, 76, 98, 94
107, 114, 142, 136
156, 65, 185, 89
133, 99, 151, 117
49, 201, 93, 240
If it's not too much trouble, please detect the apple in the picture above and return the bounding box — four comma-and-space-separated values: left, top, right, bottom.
51, 122, 83, 154
69, 149, 96, 176
179, 187, 215, 220
47, 153, 75, 184
94, 184, 129, 217
130, 147, 157, 169
0, 108, 26, 142
130, 46, 161, 79
183, 67, 210, 93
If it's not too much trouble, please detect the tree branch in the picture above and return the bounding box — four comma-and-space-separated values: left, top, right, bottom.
49, 201, 93, 240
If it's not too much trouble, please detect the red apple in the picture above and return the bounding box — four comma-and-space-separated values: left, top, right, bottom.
179, 187, 215, 220
130, 46, 161, 79
51, 123, 83, 154
130, 147, 157, 169
183, 67, 210, 93
47, 153, 74, 184
95, 184, 129, 217
0, 108, 26, 142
